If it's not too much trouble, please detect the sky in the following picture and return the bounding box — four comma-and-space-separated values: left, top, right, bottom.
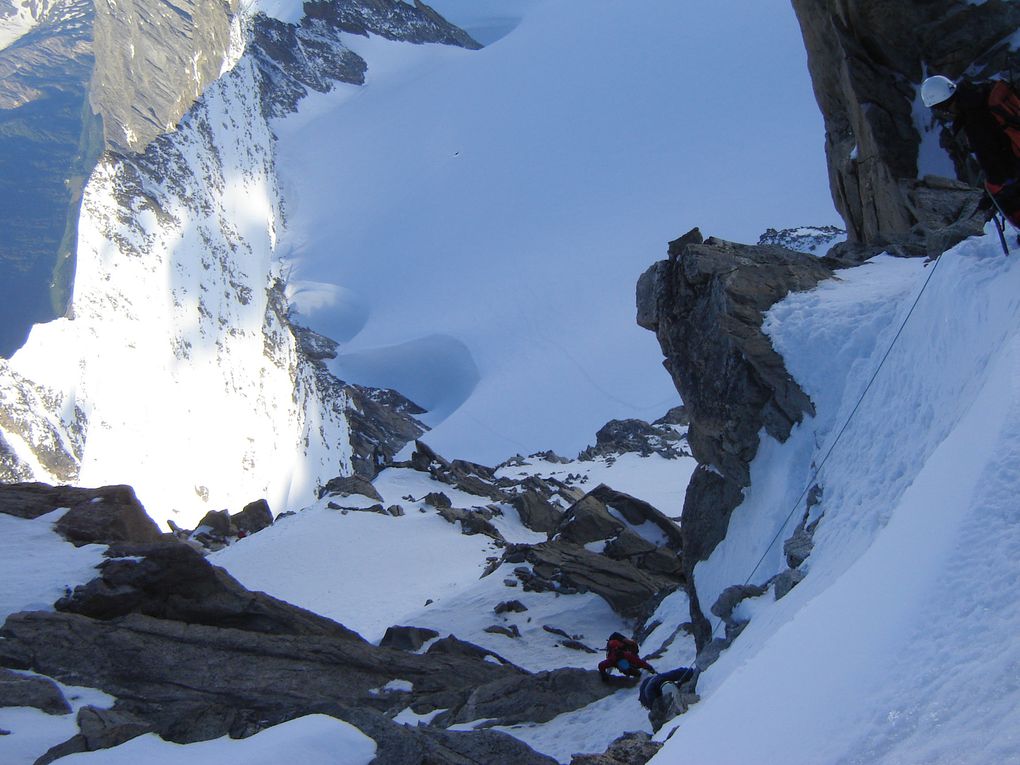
275, 0, 841, 464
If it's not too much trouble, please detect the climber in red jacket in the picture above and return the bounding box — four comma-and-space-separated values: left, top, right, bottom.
598, 632, 656, 680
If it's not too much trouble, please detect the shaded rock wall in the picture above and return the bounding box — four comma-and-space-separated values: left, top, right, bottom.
791, 0, 1020, 252
90, 0, 239, 155
637, 229, 833, 646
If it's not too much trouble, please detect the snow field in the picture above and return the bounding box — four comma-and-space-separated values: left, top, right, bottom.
275, 0, 837, 465
57, 714, 376, 765
0, 510, 105, 623
213, 452, 692, 672
652, 227, 1020, 763
0, 676, 114, 765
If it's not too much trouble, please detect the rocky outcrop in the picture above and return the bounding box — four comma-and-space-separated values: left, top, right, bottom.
35, 706, 157, 765
0, 668, 70, 715
637, 229, 834, 646
578, 416, 690, 462
394, 441, 685, 620
379, 625, 439, 651
252, 0, 478, 118
296, 330, 428, 479
790, 0, 1020, 254
0, 542, 567, 763
571, 732, 663, 765
318, 0, 481, 49
436, 667, 616, 728
0, 482, 163, 546
758, 225, 845, 255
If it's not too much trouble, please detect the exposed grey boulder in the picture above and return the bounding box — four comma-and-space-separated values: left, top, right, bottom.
604, 529, 657, 560
653, 406, 689, 426
318, 475, 384, 502
578, 418, 689, 461
711, 583, 768, 644
233, 499, 273, 536
774, 568, 807, 601
338, 383, 428, 480
0, 610, 556, 761
436, 505, 503, 541
494, 600, 528, 614
325, 705, 558, 765
56, 542, 362, 637
0, 482, 167, 547
571, 731, 663, 765
510, 489, 563, 534
790, 0, 1020, 253
588, 485, 682, 549
424, 491, 453, 509
35, 706, 156, 765
484, 624, 520, 639
784, 523, 815, 569
514, 542, 681, 619
379, 625, 440, 651
195, 509, 233, 537
404, 441, 684, 619
438, 668, 616, 728
0, 668, 70, 715
711, 584, 768, 624
0, 543, 576, 763
558, 495, 625, 545
405, 441, 506, 501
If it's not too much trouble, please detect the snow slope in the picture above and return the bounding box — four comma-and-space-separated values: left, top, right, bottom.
0, 447, 695, 764
6, 41, 354, 529
8, 229, 1019, 764
652, 225, 1020, 764
277, 0, 839, 465
211, 449, 693, 669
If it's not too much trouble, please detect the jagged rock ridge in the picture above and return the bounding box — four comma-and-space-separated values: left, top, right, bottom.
637, 228, 834, 646
0, 0, 477, 524
0, 489, 614, 764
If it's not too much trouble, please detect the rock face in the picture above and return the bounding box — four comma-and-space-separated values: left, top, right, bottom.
0, 362, 87, 482
0, 542, 562, 763
790, 0, 1020, 254
383, 441, 685, 622
0, 0, 466, 524
578, 416, 690, 462
437, 668, 617, 728
637, 229, 834, 645
571, 732, 663, 765
0, 668, 71, 715
90, 0, 240, 155
0, 482, 163, 546
0, 0, 101, 356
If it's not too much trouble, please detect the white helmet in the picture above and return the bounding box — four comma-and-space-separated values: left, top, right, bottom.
921, 75, 957, 108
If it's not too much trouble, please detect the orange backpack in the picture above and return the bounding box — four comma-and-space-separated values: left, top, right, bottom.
987, 80, 1020, 159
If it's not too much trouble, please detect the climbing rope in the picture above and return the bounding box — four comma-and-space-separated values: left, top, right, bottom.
703, 249, 947, 649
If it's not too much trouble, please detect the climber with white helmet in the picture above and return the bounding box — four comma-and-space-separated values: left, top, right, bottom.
923, 73, 1020, 227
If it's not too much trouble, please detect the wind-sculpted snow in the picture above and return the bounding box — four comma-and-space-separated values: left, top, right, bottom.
657, 226, 1020, 763
4, 53, 354, 528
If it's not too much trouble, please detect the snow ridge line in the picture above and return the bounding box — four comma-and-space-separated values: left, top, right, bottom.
706, 251, 947, 646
